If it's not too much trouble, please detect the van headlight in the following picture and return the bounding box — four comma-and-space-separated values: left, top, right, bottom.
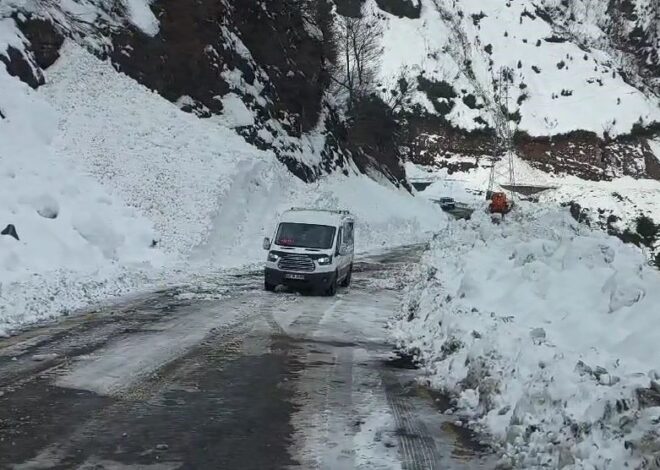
317, 256, 332, 266
268, 252, 280, 262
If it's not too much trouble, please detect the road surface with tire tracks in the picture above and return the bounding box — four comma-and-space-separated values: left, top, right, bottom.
0, 246, 496, 469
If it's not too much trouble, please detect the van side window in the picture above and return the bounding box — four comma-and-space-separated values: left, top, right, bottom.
344, 222, 354, 245
336, 228, 343, 250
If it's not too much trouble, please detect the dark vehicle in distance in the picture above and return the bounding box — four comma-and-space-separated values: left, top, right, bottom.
437, 197, 456, 211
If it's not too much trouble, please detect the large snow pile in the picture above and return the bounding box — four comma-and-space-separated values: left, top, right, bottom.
369, 0, 660, 136
0, 49, 166, 332
394, 207, 660, 468
0, 40, 445, 331
42, 43, 271, 258
191, 163, 445, 269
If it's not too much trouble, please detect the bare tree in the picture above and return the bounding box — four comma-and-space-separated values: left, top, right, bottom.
330, 14, 383, 106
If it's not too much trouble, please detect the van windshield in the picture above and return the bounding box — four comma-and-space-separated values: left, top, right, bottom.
275, 223, 336, 249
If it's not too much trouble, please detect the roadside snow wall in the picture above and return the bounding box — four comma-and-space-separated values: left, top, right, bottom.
0, 50, 165, 332
394, 207, 660, 468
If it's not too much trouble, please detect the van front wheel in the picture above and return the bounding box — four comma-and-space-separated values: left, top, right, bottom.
325, 273, 338, 297
264, 280, 276, 292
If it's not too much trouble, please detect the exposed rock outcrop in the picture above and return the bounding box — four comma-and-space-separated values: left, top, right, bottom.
404, 116, 660, 182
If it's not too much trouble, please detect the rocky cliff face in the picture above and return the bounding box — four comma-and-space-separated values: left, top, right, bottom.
1, 0, 409, 187
109, 0, 334, 181
404, 120, 660, 181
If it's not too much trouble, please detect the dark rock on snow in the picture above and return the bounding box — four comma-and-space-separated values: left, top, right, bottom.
1, 224, 19, 241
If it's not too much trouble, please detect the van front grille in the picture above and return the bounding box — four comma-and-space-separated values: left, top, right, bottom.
278, 254, 316, 272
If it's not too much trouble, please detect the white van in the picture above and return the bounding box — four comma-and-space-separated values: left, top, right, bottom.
262, 208, 355, 296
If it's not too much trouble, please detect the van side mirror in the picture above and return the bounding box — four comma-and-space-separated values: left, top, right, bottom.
263, 237, 271, 250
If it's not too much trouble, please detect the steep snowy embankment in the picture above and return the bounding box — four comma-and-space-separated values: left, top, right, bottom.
0, 52, 166, 332
394, 208, 660, 468
0, 41, 446, 332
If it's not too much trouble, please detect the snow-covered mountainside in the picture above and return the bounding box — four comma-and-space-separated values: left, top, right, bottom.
0, 2, 447, 331
375, 0, 659, 136
394, 207, 660, 468
362, 0, 660, 181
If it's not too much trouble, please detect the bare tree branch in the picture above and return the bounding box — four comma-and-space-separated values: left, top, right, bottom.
332, 14, 383, 107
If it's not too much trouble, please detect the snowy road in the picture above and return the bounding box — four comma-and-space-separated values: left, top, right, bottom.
0, 247, 494, 469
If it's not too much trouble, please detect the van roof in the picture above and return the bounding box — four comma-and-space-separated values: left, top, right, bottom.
279, 208, 353, 226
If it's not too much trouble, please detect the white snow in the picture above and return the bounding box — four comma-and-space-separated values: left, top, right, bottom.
218, 92, 255, 128
0, 50, 166, 328
649, 139, 660, 164
394, 206, 660, 467
41, 43, 265, 257
0, 17, 24, 52
121, 0, 159, 36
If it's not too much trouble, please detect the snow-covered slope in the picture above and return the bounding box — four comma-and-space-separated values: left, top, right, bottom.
0, 52, 166, 331
371, 0, 660, 137
0, 40, 445, 332
42, 43, 271, 257
394, 207, 660, 468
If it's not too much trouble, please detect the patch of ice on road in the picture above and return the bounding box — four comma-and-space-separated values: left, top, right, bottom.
32, 353, 59, 362
56, 299, 249, 395
394, 206, 660, 467
353, 393, 403, 470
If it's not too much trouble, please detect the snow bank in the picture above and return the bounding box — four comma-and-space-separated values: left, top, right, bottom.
41, 43, 266, 257
191, 161, 446, 269
0, 57, 165, 329
394, 207, 660, 468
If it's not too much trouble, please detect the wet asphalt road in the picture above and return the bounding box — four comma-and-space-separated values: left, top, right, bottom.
0, 246, 495, 470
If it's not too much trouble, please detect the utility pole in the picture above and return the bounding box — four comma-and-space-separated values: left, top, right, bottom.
487, 67, 516, 200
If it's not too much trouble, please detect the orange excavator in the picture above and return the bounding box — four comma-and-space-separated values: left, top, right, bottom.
489, 192, 512, 216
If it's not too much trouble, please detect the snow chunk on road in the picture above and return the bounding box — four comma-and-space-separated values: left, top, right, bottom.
394, 207, 660, 467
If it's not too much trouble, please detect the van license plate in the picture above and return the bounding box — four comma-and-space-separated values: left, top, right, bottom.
285, 274, 305, 280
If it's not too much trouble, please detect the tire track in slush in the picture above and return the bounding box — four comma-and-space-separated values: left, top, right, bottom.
380, 371, 440, 470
